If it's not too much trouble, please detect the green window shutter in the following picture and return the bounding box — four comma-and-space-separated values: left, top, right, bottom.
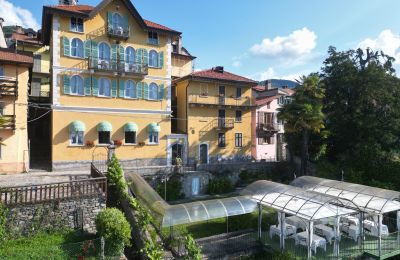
91, 40, 98, 67
63, 36, 70, 56
136, 48, 142, 64
119, 45, 125, 70
111, 79, 118, 97
107, 12, 112, 30
158, 51, 164, 68
143, 82, 149, 100
63, 75, 70, 94
84, 40, 91, 59
143, 49, 148, 65
92, 77, 98, 96
136, 82, 142, 98
164, 85, 168, 99
84, 77, 91, 95
111, 44, 117, 70
119, 79, 125, 97
158, 84, 164, 100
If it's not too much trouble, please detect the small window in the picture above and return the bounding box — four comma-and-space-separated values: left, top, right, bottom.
200, 84, 208, 96
263, 136, 274, 145
125, 80, 136, 98
218, 133, 226, 148
235, 133, 243, 147
148, 31, 159, 45
125, 47, 135, 64
98, 42, 111, 61
125, 131, 136, 144
149, 132, 159, 144
149, 50, 159, 68
99, 78, 111, 97
236, 87, 242, 98
71, 38, 84, 58
70, 131, 84, 145
235, 110, 242, 122
112, 13, 123, 30
149, 83, 158, 100
70, 75, 84, 95
70, 17, 84, 33
98, 131, 110, 144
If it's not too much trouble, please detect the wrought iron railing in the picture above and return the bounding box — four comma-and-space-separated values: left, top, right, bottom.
188, 94, 255, 107
215, 118, 234, 130
0, 76, 17, 96
107, 25, 130, 39
88, 57, 148, 75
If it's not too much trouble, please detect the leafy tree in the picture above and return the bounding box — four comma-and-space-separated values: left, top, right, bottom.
278, 73, 325, 176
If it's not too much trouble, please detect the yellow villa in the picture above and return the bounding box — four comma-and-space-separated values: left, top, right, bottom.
173, 66, 257, 164
0, 48, 33, 173
41, 0, 187, 170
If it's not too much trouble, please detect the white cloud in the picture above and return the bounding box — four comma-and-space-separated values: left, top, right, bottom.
250, 67, 307, 82
358, 29, 400, 63
0, 0, 40, 30
250, 27, 317, 60
232, 61, 241, 68
259, 67, 276, 80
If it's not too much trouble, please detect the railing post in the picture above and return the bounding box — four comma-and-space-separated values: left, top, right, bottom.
378, 214, 382, 257
258, 203, 262, 241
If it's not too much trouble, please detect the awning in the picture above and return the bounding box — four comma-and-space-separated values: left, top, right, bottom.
97, 121, 112, 132
69, 120, 85, 132
124, 122, 138, 132
148, 122, 160, 132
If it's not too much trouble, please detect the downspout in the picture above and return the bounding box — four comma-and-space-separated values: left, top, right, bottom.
185, 79, 190, 160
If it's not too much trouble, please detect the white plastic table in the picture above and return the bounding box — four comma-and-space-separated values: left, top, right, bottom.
295, 231, 327, 254
341, 215, 359, 226
340, 224, 359, 242
286, 216, 307, 231
269, 224, 297, 239
363, 220, 389, 237
314, 224, 336, 244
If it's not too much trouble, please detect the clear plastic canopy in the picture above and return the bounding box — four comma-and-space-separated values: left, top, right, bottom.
291, 176, 400, 214
240, 180, 358, 221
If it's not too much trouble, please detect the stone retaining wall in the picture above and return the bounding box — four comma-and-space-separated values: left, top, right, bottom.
6, 195, 106, 235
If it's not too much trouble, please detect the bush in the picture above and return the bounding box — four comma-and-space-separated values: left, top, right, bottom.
0, 203, 7, 241
95, 208, 131, 256
207, 177, 234, 195
156, 177, 184, 201
106, 154, 128, 206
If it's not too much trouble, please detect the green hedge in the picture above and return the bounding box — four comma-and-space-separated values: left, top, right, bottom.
207, 177, 234, 195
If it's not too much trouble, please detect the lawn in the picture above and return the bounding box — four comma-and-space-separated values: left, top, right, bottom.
0, 230, 99, 259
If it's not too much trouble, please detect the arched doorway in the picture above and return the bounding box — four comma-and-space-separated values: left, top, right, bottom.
172, 142, 183, 165
199, 143, 208, 164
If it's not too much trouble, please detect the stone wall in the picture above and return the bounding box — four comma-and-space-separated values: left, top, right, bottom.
6, 195, 106, 235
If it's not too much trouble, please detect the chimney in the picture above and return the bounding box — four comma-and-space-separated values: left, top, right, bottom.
59, 0, 78, 5
0, 18, 7, 48
212, 66, 224, 73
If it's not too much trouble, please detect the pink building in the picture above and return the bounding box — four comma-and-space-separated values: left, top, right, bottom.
251, 86, 294, 161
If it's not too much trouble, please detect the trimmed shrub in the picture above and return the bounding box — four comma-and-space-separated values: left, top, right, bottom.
156, 177, 184, 201
207, 177, 234, 195
95, 208, 131, 256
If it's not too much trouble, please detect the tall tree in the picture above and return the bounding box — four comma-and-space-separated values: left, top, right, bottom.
278, 73, 325, 176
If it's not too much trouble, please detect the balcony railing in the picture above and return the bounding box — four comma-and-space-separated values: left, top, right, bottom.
215, 118, 234, 130
188, 94, 255, 107
88, 57, 148, 76
256, 123, 280, 137
107, 25, 129, 39
0, 115, 16, 130
0, 76, 17, 96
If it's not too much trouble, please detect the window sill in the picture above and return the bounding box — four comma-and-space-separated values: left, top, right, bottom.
69, 30, 84, 34
96, 144, 109, 147
68, 94, 86, 97
68, 56, 85, 60
124, 143, 137, 146
199, 95, 208, 98
147, 41, 160, 46
148, 66, 162, 69
235, 120, 242, 123
147, 143, 159, 146
68, 145, 85, 147
123, 97, 138, 100
96, 95, 113, 99
235, 146, 243, 149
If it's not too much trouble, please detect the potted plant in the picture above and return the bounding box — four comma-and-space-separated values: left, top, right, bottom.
86, 140, 95, 147
113, 140, 123, 146
138, 141, 145, 146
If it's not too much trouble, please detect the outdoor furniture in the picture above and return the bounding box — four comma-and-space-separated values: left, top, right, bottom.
269, 224, 297, 239
341, 215, 359, 226
295, 231, 327, 254
340, 223, 359, 242
286, 216, 307, 231
363, 220, 389, 237
314, 224, 336, 244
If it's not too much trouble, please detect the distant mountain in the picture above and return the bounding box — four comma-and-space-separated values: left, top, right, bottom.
260, 79, 299, 89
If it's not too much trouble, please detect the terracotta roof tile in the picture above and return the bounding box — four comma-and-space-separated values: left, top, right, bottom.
190, 68, 257, 84
0, 48, 33, 65
255, 95, 280, 106
11, 33, 42, 45
253, 85, 265, 91
143, 19, 178, 33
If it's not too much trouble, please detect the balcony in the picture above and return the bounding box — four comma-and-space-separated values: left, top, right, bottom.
88, 58, 148, 76
107, 25, 129, 40
215, 118, 234, 130
0, 76, 17, 97
256, 123, 280, 137
188, 94, 255, 108
0, 115, 16, 130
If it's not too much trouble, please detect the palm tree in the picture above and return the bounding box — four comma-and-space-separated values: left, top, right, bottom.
278, 73, 325, 176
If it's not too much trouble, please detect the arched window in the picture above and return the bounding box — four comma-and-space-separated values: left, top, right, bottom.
125, 47, 135, 64
99, 78, 111, 97
71, 38, 83, 58
70, 75, 84, 95
125, 80, 136, 98
149, 83, 158, 100
112, 13, 123, 29
149, 50, 158, 67
98, 42, 110, 61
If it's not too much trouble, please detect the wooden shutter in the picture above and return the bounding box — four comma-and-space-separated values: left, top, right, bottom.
142, 49, 148, 65
84, 40, 91, 59
63, 75, 70, 94
92, 77, 98, 96
111, 44, 117, 70
111, 79, 118, 97
158, 84, 164, 100
143, 82, 149, 99
135, 48, 142, 64
158, 51, 164, 68
107, 12, 112, 29
136, 82, 142, 98
63, 36, 70, 56
119, 79, 125, 97
91, 40, 98, 67
84, 77, 91, 95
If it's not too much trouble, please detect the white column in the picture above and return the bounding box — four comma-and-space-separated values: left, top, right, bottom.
334, 216, 340, 256
378, 214, 382, 257
358, 212, 364, 249
258, 203, 262, 241
397, 211, 400, 242
279, 212, 286, 249
308, 221, 314, 259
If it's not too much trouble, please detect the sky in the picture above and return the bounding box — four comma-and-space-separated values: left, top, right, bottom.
2, 0, 400, 81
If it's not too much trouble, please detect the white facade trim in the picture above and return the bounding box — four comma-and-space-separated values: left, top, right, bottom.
166, 134, 188, 166
52, 105, 172, 115
52, 16, 61, 105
